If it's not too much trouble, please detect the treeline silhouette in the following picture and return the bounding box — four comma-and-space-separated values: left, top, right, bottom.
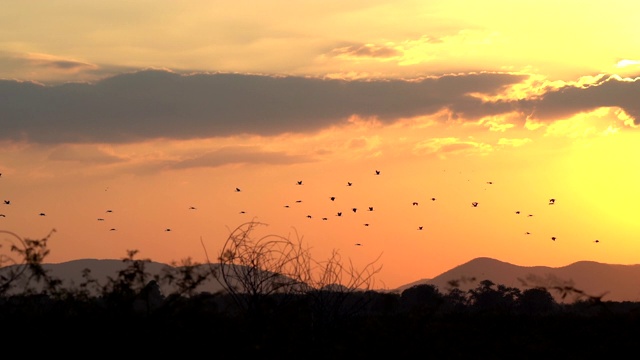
1, 224, 639, 357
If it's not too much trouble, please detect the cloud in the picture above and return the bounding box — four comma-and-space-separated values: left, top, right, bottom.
519, 75, 640, 126
479, 114, 517, 132
413, 137, 492, 157
0, 51, 137, 85
1, 69, 637, 146
47, 145, 125, 164
329, 43, 402, 59
0, 69, 526, 144
0, 52, 96, 72
616, 59, 640, 68
497, 138, 532, 147
169, 146, 315, 169
21, 53, 97, 71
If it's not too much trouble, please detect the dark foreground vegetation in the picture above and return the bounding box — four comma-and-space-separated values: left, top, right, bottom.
2, 224, 639, 357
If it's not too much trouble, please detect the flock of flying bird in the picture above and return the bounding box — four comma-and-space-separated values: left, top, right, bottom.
0, 170, 601, 245
226, 170, 599, 246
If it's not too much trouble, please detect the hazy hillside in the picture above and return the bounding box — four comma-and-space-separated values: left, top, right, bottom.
396, 257, 640, 303
5, 257, 640, 302
2, 258, 228, 295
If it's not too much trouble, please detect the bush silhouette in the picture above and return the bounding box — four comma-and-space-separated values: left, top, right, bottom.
3, 226, 640, 356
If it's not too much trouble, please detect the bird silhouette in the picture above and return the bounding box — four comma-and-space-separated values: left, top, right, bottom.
239, 211, 246, 214
0, 214, 5, 217
322, 217, 328, 221
418, 226, 424, 230
39, 213, 46, 216
235, 187, 241, 192
551, 237, 556, 241
347, 182, 353, 186
330, 196, 336, 201
412, 202, 419, 206
355, 243, 363, 246
165, 228, 171, 232
375, 170, 381, 175
431, 197, 436, 201
368, 206, 374, 211
109, 228, 117, 231
486, 181, 493, 184
352, 208, 357, 213
296, 180, 303, 185
188, 206, 197, 210
3, 200, 9, 205
549, 198, 555, 205
106, 209, 113, 213
337, 212, 342, 216
97, 218, 104, 221
306, 215, 312, 219
594, 239, 600, 243
515, 211, 521, 214
295, 200, 302, 203
471, 202, 478, 207
364, 223, 370, 226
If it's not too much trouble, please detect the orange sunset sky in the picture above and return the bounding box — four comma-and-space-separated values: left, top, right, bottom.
1, 1, 640, 290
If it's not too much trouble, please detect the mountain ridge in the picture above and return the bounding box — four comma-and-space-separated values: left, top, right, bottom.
5, 257, 640, 302
397, 257, 640, 302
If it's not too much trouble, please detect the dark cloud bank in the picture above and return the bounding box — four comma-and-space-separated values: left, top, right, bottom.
1, 70, 638, 144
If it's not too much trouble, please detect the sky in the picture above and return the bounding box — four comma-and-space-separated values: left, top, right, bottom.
1, 0, 640, 290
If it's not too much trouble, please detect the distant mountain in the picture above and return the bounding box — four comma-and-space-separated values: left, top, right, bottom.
2, 258, 313, 296
394, 257, 640, 303
5, 257, 640, 303
1, 258, 228, 295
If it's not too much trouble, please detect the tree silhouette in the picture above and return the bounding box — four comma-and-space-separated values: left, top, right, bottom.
468, 279, 520, 315
517, 287, 557, 315
0, 229, 61, 296
400, 284, 444, 316
4, 227, 640, 356
206, 219, 383, 324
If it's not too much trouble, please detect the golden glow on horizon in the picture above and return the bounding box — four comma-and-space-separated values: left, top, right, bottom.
3, 107, 638, 289
2, 1, 640, 289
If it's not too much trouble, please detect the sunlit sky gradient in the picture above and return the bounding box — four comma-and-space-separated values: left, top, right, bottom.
1, 1, 640, 290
